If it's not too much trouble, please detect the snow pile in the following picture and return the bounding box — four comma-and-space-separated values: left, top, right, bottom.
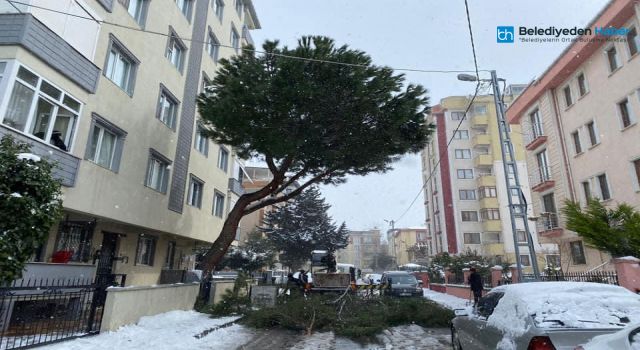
423, 289, 469, 310
488, 282, 640, 346
39, 311, 251, 350
633, 332, 640, 350
17, 153, 41, 162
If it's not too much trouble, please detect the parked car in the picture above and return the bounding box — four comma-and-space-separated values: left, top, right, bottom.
578, 322, 640, 349
450, 282, 640, 350
380, 271, 422, 297
365, 273, 382, 285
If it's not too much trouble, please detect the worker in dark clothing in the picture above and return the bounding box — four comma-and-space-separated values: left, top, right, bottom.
468, 267, 483, 306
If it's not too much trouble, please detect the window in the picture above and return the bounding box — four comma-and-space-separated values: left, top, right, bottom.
213, 191, 225, 218
86, 115, 126, 172
166, 33, 186, 71
105, 36, 139, 94
218, 147, 229, 172
175, 0, 193, 19
628, 27, 639, 57
597, 173, 611, 200
451, 111, 465, 120
479, 186, 497, 198
577, 73, 588, 97
157, 87, 179, 129
570, 241, 586, 265
633, 159, 640, 188
484, 232, 501, 243
582, 181, 591, 202
529, 109, 543, 138
542, 193, 556, 213
207, 31, 220, 62
606, 46, 619, 72
463, 232, 481, 244
54, 222, 94, 263
476, 292, 504, 318
213, 0, 224, 20
453, 130, 469, 139
135, 234, 157, 266
459, 189, 476, 200
164, 241, 176, 269
234, 0, 243, 16
145, 150, 171, 193
119, 0, 148, 26
520, 255, 531, 266
455, 149, 471, 159
563, 85, 573, 107
457, 169, 473, 179
2, 66, 81, 151
571, 130, 582, 154
586, 121, 598, 146
618, 98, 633, 128
516, 230, 528, 243
461, 211, 478, 222
194, 125, 209, 155
546, 254, 561, 267
480, 209, 500, 220
536, 150, 551, 181
231, 27, 240, 53
472, 104, 487, 115
187, 175, 204, 208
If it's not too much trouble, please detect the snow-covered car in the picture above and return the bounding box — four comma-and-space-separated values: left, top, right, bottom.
450, 282, 640, 350
577, 322, 640, 350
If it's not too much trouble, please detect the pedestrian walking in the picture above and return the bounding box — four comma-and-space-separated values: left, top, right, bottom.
467, 267, 483, 307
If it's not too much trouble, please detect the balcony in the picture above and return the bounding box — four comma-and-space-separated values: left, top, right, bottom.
471, 114, 489, 128
472, 133, 490, 147
476, 174, 496, 187
524, 123, 547, 150
482, 243, 505, 256
482, 220, 502, 232
242, 25, 254, 46
474, 153, 493, 168
530, 165, 554, 192
479, 197, 499, 209
228, 178, 245, 196
536, 212, 563, 238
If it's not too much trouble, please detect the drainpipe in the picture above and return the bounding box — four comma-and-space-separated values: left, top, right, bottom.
550, 88, 576, 201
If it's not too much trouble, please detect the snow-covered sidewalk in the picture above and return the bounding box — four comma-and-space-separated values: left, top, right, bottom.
423, 288, 469, 310
39, 311, 252, 350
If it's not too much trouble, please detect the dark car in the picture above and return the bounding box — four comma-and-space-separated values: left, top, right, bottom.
381, 271, 422, 297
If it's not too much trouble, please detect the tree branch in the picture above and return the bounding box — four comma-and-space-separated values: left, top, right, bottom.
243, 169, 334, 215
275, 166, 310, 195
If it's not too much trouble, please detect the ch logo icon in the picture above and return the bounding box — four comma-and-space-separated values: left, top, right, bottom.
497, 26, 515, 43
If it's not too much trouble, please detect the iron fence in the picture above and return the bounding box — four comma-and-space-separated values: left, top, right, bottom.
0, 277, 105, 350
522, 270, 618, 285
448, 273, 465, 285
159, 269, 187, 285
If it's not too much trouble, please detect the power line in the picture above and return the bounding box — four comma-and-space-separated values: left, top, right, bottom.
393, 0, 482, 226
5, 0, 488, 75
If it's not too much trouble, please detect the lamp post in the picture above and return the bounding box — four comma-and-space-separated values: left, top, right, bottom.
457, 71, 541, 281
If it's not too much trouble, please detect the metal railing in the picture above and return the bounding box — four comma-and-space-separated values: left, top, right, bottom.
531, 165, 552, 186
159, 269, 187, 285
537, 212, 560, 232
522, 270, 618, 285
228, 178, 245, 196
0, 277, 104, 350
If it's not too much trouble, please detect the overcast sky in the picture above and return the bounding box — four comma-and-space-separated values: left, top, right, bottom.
250, 0, 609, 232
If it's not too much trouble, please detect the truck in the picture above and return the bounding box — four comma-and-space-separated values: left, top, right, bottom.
307, 250, 358, 293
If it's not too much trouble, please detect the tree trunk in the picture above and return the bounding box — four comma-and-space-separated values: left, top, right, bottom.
202, 199, 249, 272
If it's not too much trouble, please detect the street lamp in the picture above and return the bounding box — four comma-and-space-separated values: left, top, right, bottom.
457, 70, 541, 282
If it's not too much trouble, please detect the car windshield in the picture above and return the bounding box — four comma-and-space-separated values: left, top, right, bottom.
389, 276, 417, 284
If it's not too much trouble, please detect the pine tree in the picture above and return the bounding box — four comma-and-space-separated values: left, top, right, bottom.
262, 186, 349, 269
216, 230, 276, 273
196, 36, 433, 269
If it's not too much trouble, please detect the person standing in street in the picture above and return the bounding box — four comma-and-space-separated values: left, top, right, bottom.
468, 267, 483, 306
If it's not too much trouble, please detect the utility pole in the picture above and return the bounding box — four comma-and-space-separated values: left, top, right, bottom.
490, 70, 541, 281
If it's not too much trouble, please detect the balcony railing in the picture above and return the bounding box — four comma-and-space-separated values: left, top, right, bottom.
537, 212, 560, 231
524, 124, 547, 150
531, 165, 553, 191
228, 178, 245, 196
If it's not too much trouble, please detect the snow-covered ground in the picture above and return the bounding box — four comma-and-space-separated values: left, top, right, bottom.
422, 288, 469, 310
39, 311, 252, 350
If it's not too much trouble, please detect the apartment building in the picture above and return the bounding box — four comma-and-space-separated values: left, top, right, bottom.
335, 229, 381, 269
0, 0, 260, 285
422, 91, 558, 269
506, 0, 639, 272
387, 227, 428, 267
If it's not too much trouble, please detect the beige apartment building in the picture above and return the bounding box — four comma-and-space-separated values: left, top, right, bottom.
422, 90, 557, 269
387, 227, 428, 267
335, 229, 381, 269
507, 0, 640, 272
0, 0, 260, 285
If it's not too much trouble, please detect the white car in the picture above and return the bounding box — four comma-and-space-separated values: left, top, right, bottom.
365, 273, 382, 285
578, 322, 640, 349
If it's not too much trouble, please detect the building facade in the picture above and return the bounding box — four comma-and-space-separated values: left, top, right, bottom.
507, 0, 639, 272
422, 91, 557, 269
387, 227, 428, 267
0, 0, 260, 285
335, 229, 381, 269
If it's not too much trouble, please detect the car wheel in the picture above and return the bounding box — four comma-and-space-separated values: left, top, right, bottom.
451, 327, 463, 350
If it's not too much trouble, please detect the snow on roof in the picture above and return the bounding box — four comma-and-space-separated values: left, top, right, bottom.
616, 256, 640, 262
17, 153, 41, 162
401, 263, 426, 268
488, 282, 640, 339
